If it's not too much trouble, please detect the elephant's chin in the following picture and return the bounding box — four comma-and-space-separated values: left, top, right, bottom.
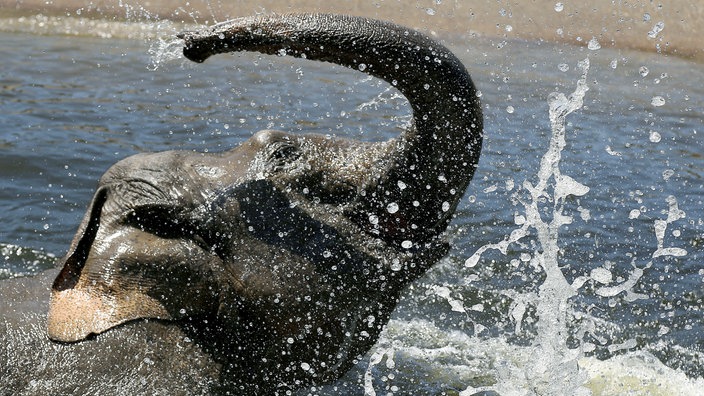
47, 288, 171, 343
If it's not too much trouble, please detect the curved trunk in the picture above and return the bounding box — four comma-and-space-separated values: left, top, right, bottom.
179, 13, 483, 244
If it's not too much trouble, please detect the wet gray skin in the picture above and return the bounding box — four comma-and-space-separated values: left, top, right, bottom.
1, 270, 219, 395
41, 13, 482, 393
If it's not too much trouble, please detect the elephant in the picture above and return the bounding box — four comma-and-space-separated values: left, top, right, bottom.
41, 13, 483, 393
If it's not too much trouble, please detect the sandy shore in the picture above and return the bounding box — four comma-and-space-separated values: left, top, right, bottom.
0, 0, 701, 62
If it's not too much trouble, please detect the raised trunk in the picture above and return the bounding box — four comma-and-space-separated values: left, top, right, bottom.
179, 13, 483, 244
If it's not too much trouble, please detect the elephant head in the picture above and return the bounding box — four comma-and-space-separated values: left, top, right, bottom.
48, 13, 482, 389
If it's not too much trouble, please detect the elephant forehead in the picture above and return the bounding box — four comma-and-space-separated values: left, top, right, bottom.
102, 152, 206, 186
103, 151, 180, 178
103, 175, 208, 214
192, 163, 227, 179
102, 153, 248, 204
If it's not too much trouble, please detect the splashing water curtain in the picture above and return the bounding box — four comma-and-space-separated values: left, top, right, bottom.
363, 58, 691, 396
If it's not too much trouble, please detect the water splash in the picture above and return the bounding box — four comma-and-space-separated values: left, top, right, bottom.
456, 56, 693, 394
364, 347, 396, 396
501, 57, 591, 395
0, 14, 165, 39
1, 243, 56, 279
0, 3, 193, 71
360, 58, 594, 396
148, 36, 187, 70
652, 195, 687, 258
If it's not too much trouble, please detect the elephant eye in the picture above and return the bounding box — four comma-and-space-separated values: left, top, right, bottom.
123, 205, 188, 239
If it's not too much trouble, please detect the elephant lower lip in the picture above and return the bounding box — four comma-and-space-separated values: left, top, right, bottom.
47, 289, 108, 342
47, 288, 171, 343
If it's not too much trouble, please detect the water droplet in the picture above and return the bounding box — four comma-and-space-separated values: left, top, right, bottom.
390, 258, 402, 271
423, 83, 430, 90
506, 105, 515, 114
441, 201, 450, 212
301, 362, 311, 371
368, 214, 379, 225
629, 209, 641, 219
590, 267, 612, 284
554, 2, 564, 12
558, 63, 569, 72
483, 184, 498, 193
505, 25, 513, 32
587, 37, 601, 50
643, 12, 651, 22
397, 180, 407, 190
287, 337, 294, 344
639, 66, 649, 77
579, 206, 591, 221
648, 22, 665, 39
358, 63, 367, 71
401, 240, 413, 249
387, 202, 399, 214
179, 308, 186, 314
651, 96, 666, 107
464, 254, 480, 268
662, 169, 674, 181
610, 59, 618, 69
607, 338, 637, 353
426, 8, 436, 15
649, 130, 662, 142
43, 224, 49, 230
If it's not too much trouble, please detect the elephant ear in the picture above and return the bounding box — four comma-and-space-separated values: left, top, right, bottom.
47, 188, 171, 343
52, 188, 107, 293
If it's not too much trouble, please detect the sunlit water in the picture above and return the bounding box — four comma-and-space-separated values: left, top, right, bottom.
1, 14, 703, 395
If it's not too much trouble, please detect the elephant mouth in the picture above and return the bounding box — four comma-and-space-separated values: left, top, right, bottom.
47, 286, 171, 343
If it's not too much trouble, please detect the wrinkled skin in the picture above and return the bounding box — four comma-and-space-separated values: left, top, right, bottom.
47, 13, 483, 393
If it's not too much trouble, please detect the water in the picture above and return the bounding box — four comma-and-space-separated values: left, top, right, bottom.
1, 14, 703, 395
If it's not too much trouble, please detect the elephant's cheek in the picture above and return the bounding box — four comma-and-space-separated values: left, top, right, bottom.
47, 287, 171, 343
